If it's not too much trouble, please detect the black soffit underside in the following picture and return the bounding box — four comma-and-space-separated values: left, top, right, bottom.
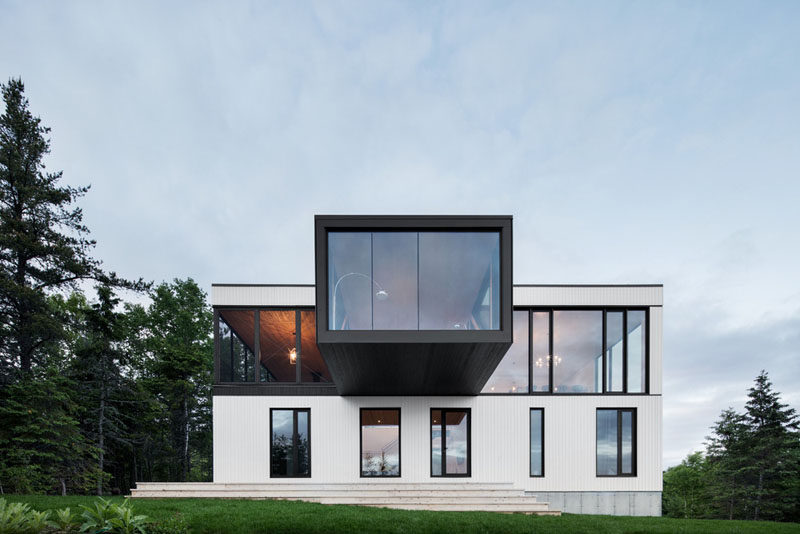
317, 340, 512, 396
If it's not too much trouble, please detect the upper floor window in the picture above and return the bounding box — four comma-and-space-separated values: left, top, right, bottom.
327, 231, 500, 331
482, 308, 648, 394
215, 308, 331, 384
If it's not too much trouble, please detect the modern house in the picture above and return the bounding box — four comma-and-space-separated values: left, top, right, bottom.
134, 215, 663, 515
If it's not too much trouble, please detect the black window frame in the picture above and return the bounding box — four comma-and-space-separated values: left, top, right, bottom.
315, 216, 513, 344
430, 408, 472, 478
359, 407, 402, 478
480, 307, 650, 396
529, 408, 545, 478
595, 408, 637, 478
269, 407, 311, 478
213, 305, 336, 391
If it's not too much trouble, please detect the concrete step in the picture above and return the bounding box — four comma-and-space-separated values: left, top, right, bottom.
130, 490, 530, 498
133, 482, 516, 491
313, 496, 542, 505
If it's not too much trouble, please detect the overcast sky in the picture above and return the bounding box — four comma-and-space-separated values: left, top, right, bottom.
2, 0, 799, 467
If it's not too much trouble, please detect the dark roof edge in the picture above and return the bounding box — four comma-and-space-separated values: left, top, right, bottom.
212, 283, 663, 288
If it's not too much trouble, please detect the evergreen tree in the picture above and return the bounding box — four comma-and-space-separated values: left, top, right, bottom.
742, 370, 799, 521
705, 407, 749, 519
0, 78, 144, 379
140, 279, 212, 482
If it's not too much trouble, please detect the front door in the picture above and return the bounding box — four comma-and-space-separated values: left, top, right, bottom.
431, 408, 471, 477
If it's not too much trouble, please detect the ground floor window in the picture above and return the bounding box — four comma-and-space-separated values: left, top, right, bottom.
270, 408, 310, 477
360, 409, 400, 477
596, 408, 636, 477
431, 409, 471, 477
530, 408, 544, 477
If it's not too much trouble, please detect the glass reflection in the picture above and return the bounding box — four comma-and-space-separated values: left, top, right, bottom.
482, 311, 528, 393
597, 409, 617, 475
444, 411, 469, 475
431, 410, 442, 476
271, 410, 294, 476
621, 410, 633, 475
530, 409, 543, 476
361, 410, 400, 476
271, 409, 310, 477
328, 231, 501, 331
552, 311, 603, 393
530, 312, 550, 392
218, 310, 255, 382
606, 312, 623, 392
627, 311, 646, 393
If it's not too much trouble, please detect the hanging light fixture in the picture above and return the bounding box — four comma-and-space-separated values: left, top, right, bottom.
288, 348, 297, 365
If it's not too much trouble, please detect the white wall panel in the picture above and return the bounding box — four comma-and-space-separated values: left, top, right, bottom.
212, 285, 314, 307
214, 395, 662, 492
513, 286, 662, 307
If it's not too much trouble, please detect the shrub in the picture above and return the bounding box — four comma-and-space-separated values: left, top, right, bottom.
79, 498, 147, 534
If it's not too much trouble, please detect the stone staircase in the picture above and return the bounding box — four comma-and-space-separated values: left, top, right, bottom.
130, 482, 559, 515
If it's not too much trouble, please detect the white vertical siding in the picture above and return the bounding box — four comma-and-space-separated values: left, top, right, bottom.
649, 306, 663, 395
512, 286, 662, 307
214, 395, 662, 492
212, 285, 315, 307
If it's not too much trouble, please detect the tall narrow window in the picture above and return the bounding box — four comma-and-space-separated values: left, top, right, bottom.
605, 311, 624, 392
627, 311, 647, 393
431, 409, 471, 477
360, 409, 400, 477
530, 409, 544, 477
596, 408, 636, 477
271, 408, 310, 477
530, 312, 550, 392
218, 310, 255, 382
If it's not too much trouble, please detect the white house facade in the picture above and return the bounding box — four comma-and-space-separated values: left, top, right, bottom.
206, 216, 663, 515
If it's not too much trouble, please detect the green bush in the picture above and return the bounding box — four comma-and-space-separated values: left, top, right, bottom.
0, 498, 148, 534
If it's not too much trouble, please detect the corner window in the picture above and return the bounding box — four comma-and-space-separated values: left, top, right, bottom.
596, 408, 636, 477
360, 409, 400, 477
271, 408, 310, 477
328, 231, 500, 331
431, 409, 471, 477
214, 308, 332, 384
530, 409, 544, 477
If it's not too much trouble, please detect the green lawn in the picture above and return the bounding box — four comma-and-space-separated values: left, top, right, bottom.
6, 495, 800, 534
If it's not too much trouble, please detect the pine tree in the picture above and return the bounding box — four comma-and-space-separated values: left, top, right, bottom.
743, 370, 799, 521
705, 407, 749, 519
0, 78, 144, 379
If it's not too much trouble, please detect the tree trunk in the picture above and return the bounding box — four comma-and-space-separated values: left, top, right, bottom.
754, 470, 763, 521
60, 478, 67, 496
183, 395, 190, 481
98, 395, 105, 496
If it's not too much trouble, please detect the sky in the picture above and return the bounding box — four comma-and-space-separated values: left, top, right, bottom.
1, 0, 799, 467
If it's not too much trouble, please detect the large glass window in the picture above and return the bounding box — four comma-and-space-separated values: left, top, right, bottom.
218, 310, 255, 382
530, 409, 544, 477
596, 408, 636, 477
215, 308, 331, 384
482, 310, 528, 393
482, 308, 647, 395
431, 409, 471, 477
360, 409, 400, 477
328, 231, 500, 331
271, 408, 310, 477
553, 310, 603, 393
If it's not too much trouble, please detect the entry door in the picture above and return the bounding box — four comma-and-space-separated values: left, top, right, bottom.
431, 409, 471, 477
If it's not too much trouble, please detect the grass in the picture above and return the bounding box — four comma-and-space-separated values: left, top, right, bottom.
5, 495, 800, 534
